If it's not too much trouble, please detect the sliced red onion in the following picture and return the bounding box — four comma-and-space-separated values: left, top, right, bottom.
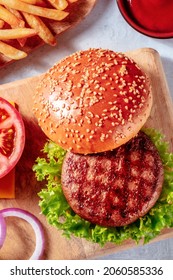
0, 208, 45, 260
0, 213, 6, 248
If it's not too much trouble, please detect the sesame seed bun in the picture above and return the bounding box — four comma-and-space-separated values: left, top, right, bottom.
33, 48, 152, 154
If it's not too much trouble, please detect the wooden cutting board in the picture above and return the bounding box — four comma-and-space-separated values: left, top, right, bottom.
0, 48, 173, 260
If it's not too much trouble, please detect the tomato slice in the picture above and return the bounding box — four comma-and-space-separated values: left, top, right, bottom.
0, 97, 25, 179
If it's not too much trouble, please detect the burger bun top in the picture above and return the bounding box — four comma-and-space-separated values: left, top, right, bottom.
33, 48, 152, 154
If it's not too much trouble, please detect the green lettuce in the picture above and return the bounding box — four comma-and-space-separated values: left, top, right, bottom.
33, 128, 173, 246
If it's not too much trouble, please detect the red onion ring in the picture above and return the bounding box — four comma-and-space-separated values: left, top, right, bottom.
0, 208, 45, 260
0, 213, 6, 249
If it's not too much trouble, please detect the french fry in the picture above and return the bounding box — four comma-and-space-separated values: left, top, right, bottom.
21, 0, 46, 6
0, 0, 79, 62
68, 0, 79, 3
4, 6, 27, 47
5, 6, 24, 23
0, 5, 26, 47
47, 0, 68, 10
0, 19, 4, 28
0, 40, 27, 60
0, 0, 69, 21
23, 12, 56, 46
0, 28, 37, 40
0, 5, 24, 28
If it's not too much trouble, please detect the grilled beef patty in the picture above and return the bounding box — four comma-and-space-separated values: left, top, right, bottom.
61, 132, 164, 227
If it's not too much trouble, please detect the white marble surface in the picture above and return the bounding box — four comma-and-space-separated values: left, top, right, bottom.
1, 0, 173, 259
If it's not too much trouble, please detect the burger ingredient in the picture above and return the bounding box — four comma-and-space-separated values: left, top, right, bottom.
33, 129, 173, 245
0, 212, 6, 248
61, 132, 164, 227
0, 208, 45, 260
0, 97, 25, 179
33, 48, 152, 154
0, 169, 15, 198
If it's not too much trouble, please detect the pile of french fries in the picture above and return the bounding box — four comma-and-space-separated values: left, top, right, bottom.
0, 0, 78, 60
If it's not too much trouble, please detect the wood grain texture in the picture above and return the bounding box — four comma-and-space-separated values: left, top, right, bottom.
0, 0, 97, 68
0, 48, 173, 260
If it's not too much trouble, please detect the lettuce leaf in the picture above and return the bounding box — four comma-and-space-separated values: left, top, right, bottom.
33, 129, 173, 246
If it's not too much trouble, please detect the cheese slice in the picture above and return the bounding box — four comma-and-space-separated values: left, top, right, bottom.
0, 168, 15, 198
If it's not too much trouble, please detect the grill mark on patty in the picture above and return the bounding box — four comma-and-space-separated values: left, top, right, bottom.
61, 131, 164, 227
